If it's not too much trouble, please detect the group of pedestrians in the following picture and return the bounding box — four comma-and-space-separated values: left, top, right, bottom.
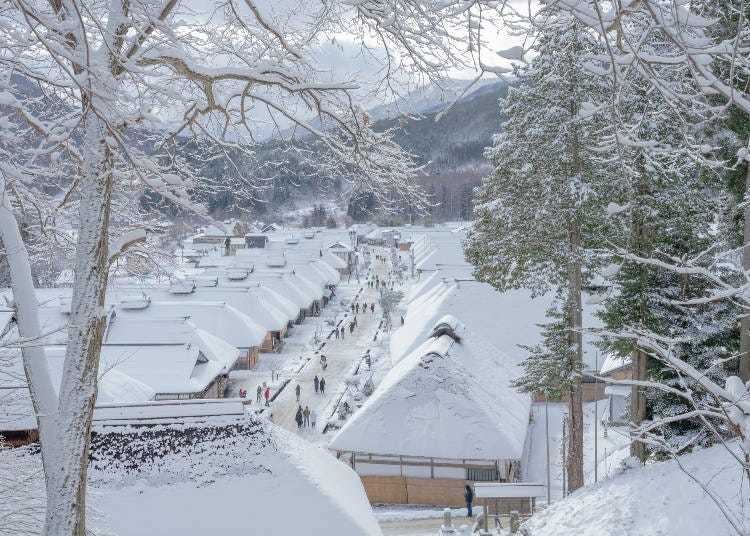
333, 324, 347, 339
293, 375, 327, 430
351, 300, 375, 314
295, 404, 316, 429
248, 384, 271, 406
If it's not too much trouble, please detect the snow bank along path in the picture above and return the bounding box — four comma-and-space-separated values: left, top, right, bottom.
522, 441, 747, 536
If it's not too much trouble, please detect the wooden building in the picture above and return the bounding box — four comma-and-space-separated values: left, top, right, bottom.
330, 317, 532, 509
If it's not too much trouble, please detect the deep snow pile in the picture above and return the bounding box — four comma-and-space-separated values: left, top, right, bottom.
90, 416, 381, 536
522, 441, 749, 536
1, 415, 382, 536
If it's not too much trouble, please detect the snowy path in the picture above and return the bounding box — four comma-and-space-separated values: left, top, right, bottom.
227, 251, 392, 443
269, 258, 388, 439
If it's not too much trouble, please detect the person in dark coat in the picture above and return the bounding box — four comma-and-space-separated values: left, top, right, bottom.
295, 383, 301, 402
370, 303, 375, 314
464, 485, 474, 517
264, 386, 271, 406
295, 406, 303, 429
314, 375, 319, 393
319, 377, 326, 395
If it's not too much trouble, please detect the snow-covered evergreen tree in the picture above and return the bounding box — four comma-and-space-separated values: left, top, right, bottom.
593, 7, 739, 456
513, 294, 575, 401
465, 7, 615, 491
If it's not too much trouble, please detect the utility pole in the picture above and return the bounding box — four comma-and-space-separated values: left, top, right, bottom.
561, 416, 567, 497
545, 396, 551, 505
594, 352, 599, 483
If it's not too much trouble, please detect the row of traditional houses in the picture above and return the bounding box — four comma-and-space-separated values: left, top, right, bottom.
0, 230, 351, 446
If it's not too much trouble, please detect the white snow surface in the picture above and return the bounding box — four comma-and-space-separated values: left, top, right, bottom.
90, 419, 382, 536
391, 280, 552, 367
329, 321, 531, 461
109, 285, 291, 331
1, 414, 382, 536
523, 441, 749, 536
109, 299, 267, 348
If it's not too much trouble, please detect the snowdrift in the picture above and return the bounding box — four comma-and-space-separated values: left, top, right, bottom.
522, 442, 748, 536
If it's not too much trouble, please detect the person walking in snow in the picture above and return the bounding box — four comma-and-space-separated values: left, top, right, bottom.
256, 385, 262, 403
464, 485, 474, 518
341, 326, 345, 340
314, 375, 319, 394
264, 386, 271, 406
310, 409, 317, 429
356, 303, 360, 313
303, 406, 310, 427
319, 377, 326, 395
295, 383, 301, 402
334, 327, 339, 339
370, 303, 375, 314
295, 406, 303, 429
400, 315, 405, 325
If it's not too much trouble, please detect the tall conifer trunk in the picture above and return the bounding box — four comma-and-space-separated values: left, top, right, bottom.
567, 221, 585, 492
739, 157, 750, 381
630, 167, 649, 462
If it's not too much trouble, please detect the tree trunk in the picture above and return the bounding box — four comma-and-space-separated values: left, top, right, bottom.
740, 155, 750, 382
630, 168, 649, 462
630, 348, 648, 460
43, 118, 113, 536
567, 222, 585, 492
0, 178, 75, 531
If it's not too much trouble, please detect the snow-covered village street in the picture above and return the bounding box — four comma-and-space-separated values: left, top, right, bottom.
229, 254, 390, 438
4, 2, 750, 536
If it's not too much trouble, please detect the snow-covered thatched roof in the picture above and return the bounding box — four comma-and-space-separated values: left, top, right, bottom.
0, 328, 237, 432
110, 285, 291, 331
87, 413, 382, 536
107, 299, 267, 349
1, 408, 382, 536
246, 273, 318, 308
328, 241, 352, 251
391, 280, 552, 366
329, 319, 531, 461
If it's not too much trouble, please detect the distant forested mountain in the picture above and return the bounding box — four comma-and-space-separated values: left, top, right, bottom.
196, 79, 508, 223
3, 74, 507, 223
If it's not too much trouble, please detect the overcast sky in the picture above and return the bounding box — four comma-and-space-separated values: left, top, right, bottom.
187, 0, 535, 138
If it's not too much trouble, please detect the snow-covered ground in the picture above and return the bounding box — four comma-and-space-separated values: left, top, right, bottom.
525, 400, 631, 502
523, 441, 749, 536
374, 505, 483, 536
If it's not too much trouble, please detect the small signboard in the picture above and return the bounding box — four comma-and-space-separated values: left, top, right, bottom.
473, 482, 546, 499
